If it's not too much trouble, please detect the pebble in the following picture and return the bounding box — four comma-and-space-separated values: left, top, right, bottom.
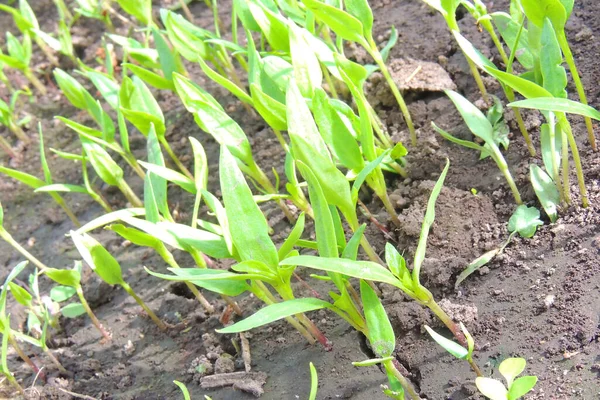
575, 26, 593, 42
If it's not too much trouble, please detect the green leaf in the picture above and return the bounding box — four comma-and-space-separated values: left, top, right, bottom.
301, 0, 366, 45
50, 285, 76, 302
491, 12, 534, 69
125, 63, 175, 91
75, 208, 145, 234
161, 222, 233, 259
380, 26, 398, 62
250, 83, 287, 131
308, 362, 318, 400
499, 357, 526, 388
289, 22, 322, 97
0, 165, 45, 189
412, 159, 449, 282
454, 248, 501, 288
152, 28, 177, 81
521, 0, 567, 30
8, 282, 32, 307
216, 298, 331, 333
35, 184, 88, 194
278, 212, 306, 260
352, 356, 394, 367
384, 242, 410, 285
360, 280, 395, 357
475, 377, 508, 400
161, 10, 209, 62
80, 136, 123, 186
70, 230, 124, 285
508, 98, 600, 121
61, 302, 86, 318
174, 381, 191, 400
539, 18, 567, 98
220, 147, 278, 268
540, 122, 561, 180
54, 68, 88, 109
297, 163, 338, 258
281, 256, 400, 288
139, 161, 195, 193
530, 165, 560, 223
81, 69, 120, 110
172, 72, 224, 113
432, 122, 485, 152
424, 325, 468, 359
351, 150, 390, 205
144, 124, 170, 223
286, 80, 356, 227
344, 0, 374, 38
44, 267, 81, 287
197, 57, 253, 105
508, 205, 543, 238
145, 267, 251, 297
508, 376, 538, 400
248, 0, 290, 52
341, 224, 365, 261
116, 0, 152, 25
445, 90, 494, 144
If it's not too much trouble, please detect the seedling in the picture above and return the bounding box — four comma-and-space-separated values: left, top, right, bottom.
70, 230, 167, 331
308, 362, 318, 400
0, 314, 23, 394
0, 89, 31, 144
0, 32, 46, 94
301, 0, 416, 144
43, 261, 112, 341
476, 357, 537, 400
424, 323, 482, 376
0, 201, 52, 273
433, 90, 522, 205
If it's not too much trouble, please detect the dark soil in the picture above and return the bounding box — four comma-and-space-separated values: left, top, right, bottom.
1, 0, 599, 399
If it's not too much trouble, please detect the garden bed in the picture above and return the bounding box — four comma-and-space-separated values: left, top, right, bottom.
0, 0, 599, 399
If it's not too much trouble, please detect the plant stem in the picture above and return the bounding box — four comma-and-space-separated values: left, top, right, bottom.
322, 65, 339, 99
367, 103, 393, 148
367, 44, 416, 146
51, 194, 81, 227
159, 137, 194, 179
179, 0, 194, 22
4, 369, 24, 394
0, 228, 50, 272
422, 295, 467, 347
375, 185, 401, 228
34, 37, 59, 67
76, 286, 111, 341
560, 126, 571, 204
492, 149, 522, 205
8, 334, 44, 379
0, 135, 16, 158
465, 57, 489, 103
116, 179, 143, 207
44, 348, 68, 374
221, 295, 243, 316
557, 33, 596, 151
382, 359, 422, 400
122, 282, 167, 331
9, 122, 30, 144
24, 70, 47, 95
561, 120, 588, 207
468, 357, 483, 377
123, 153, 146, 179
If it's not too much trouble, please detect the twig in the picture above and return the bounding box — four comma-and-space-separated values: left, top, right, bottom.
239, 333, 252, 372
57, 387, 99, 400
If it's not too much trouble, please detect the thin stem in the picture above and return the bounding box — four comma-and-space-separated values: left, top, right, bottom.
465, 57, 489, 103
423, 295, 467, 347
160, 137, 194, 179
382, 359, 422, 400
122, 282, 167, 331
35, 37, 59, 67
468, 357, 483, 377
8, 122, 30, 144
322, 65, 339, 99
557, 33, 596, 151
51, 195, 81, 227
179, 0, 194, 22
123, 153, 146, 180
8, 335, 44, 379
560, 125, 571, 204
493, 149, 522, 205
367, 103, 393, 148
76, 287, 111, 341
24, 70, 47, 95
0, 135, 16, 158
4, 370, 24, 394
44, 348, 68, 374
116, 179, 143, 207
0, 228, 50, 272
376, 186, 401, 228
561, 120, 588, 207
367, 44, 416, 146
271, 129, 289, 152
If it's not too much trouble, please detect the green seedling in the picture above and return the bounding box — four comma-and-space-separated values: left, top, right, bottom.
476, 357, 537, 400
420, 0, 488, 103
174, 380, 191, 400
282, 161, 476, 347
0, 0, 60, 66
43, 261, 112, 341
70, 230, 167, 331
352, 280, 421, 399
116, 0, 154, 44
433, 90, 522, 205
461, 0, 534, 155
455, 204, 543, 286
0, 261, 44, 380
0, 32, 46, 94
453, 30, 588, 207
0, 125, 81, 226
424, 323, 482, 377
308, 362, 318, 400
53, 0, 73, 23
0, 202, 52, 273
72, 0, 114, 30
519, 0, 596, 151
301, 0, 416, 144
0, 313, 23, 394
0, 88, 31, 145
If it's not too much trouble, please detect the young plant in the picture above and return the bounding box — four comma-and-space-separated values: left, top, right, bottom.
424, 323, 482, 376
43, 261, 112, 341
0, 89, 31, 144
476, 358, 537, 400
0, 314, 23, 395
70, 230, 167, 331
433, 90, 522, 205
0, 32, 46, 94
0, 125, 80, 226
301, 0, 416, 144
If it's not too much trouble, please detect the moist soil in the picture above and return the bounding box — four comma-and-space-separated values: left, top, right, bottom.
1, 0, 599, 399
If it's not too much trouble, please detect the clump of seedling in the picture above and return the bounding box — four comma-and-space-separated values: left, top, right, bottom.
476, 358, 537, 400
0, 31, 46, 94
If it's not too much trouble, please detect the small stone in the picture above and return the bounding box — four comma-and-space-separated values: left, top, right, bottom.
575, 26, 593, 42
544, 294, 555, 309
123, 340, 135, 356
214, 354, 236, 374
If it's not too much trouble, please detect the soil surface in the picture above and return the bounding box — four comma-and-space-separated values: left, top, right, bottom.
1, 0, 599, 399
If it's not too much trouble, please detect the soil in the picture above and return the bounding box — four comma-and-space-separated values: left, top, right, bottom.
1, 0, 599, 399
